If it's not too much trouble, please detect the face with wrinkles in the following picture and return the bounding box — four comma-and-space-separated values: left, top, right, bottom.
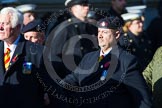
0, 14, 18, 44
98, 28, 120, 52
24, 31, 45, 44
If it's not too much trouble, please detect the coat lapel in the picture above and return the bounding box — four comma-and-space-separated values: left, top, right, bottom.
80, 47, 120, 86
78, 50, 100, 85
4, 36, 25, 78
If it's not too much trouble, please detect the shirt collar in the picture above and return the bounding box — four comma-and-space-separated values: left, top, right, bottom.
4, 35, 20, 52
100, 47, 112, 57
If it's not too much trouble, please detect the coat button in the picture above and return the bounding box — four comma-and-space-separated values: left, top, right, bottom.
74, 24, 78, 28
144, 48, 147, 52
78, 35, 82, 39
124, 33, 127, 36
141, 38, 144, 42
148, 40, 152, 44
132, 48, 136, 52
80, 47, 83, 50
100, 65, 103, 68
68, 18, 72, 22
129, 39, 133, 43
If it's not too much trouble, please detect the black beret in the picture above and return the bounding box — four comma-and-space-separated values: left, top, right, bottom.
97, 17, 122, 29
65, 0, 89, 7
22, 20, 42, 33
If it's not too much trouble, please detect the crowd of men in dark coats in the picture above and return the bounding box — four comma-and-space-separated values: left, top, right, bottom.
1, 0, 162, 108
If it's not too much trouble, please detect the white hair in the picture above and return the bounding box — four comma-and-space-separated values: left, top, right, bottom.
0, 7, 23, 29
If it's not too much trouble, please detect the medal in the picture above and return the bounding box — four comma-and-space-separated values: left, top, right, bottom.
23, 62, 32, 74
100, 70, 108, 81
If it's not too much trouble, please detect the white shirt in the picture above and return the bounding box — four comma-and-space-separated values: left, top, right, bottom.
4, 35, 20, 62
100, 47, 112, 57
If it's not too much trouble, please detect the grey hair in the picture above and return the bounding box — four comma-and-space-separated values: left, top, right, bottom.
0, 7, 23, 29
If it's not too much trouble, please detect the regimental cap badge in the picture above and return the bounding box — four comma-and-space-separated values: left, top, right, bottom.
97, 17, 122, 29
100, 21, 108, 27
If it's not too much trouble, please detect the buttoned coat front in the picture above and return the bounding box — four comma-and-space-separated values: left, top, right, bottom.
63, 47, 152, 108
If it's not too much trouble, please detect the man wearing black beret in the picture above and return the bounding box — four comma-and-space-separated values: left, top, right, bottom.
63, 17, 152, 108
22, 20, 45, 45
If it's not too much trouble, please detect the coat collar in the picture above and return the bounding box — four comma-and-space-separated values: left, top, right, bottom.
5, 35, 25, 78
9, 35, 25, 66
0, 35, 26, 82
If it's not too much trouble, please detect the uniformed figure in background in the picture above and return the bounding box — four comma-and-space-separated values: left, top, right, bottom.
22, 19, 45, 45
118, 12, 154, 71
108, 0, 127, 25
125, 5, 147, 22
16, 4, 37, 25
44, 0, 98, 107
45, 0, 98, 38
49, 0, 98, 79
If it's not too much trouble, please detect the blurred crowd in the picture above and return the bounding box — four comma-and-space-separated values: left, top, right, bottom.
0, 0, 162, 108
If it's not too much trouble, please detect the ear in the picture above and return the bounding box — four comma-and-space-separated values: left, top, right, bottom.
115, 30, 120, 40
68, 7, 72, 12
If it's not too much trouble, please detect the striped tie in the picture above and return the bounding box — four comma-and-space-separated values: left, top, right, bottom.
4, 48, 11, 71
